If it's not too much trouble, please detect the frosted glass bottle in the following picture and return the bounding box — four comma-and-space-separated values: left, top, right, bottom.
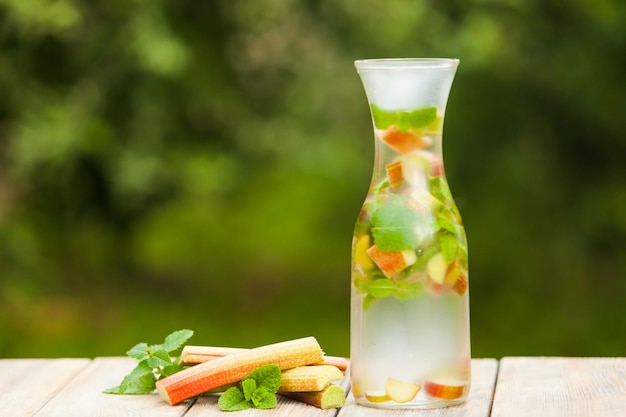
350, 59, 470, 409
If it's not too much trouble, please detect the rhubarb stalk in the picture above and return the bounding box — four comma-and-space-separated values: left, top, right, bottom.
180, 345, 348, 373
282, 384, 346, 409
156, 337, 324, 405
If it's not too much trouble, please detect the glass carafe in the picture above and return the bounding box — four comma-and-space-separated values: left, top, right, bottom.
350, 58, 470, 409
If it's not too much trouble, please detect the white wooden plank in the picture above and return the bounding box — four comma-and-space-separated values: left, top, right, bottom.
184, 373, 350, 417
337, 358, 498, 417
491, 357, 626, 417
32, 357, 193, 417
0, 358, 91, 417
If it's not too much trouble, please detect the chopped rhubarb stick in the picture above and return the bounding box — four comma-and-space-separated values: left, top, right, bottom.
385, 160, 405, 190
180, 345, 348, 372
315, 356, 349, 373
452, 272, 468, 296
278, 365, 344, 392
156, 337, 324, 405
282, 384, 346, 409
406, 189, 440, 214
179, 346, 247, 366
444, 261, 468, 296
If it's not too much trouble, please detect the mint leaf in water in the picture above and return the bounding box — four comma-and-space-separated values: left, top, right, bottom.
403, 106, 437, 131
370, 104, 438, 132
104, 329, 194, 395
218, 364, 282, 411
370, 202, 427, 251
370, 104, 396, 129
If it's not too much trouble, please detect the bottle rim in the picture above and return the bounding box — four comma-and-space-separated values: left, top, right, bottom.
355, 58, 459, 71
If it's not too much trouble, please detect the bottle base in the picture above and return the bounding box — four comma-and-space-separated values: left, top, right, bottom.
355, 396, 467, 410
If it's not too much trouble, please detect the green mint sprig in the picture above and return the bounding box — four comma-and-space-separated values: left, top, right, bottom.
104, 329, 194, 395
370, 198, 429, 251
218, 364, 282, 411
370, 104, 438, 132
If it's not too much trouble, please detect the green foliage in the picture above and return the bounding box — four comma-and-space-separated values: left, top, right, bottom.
104, 329, 193, 394
0, 0, 625, 360
218, 365, 282, 411
370, 104, 437, 131
370, 199, 428, 251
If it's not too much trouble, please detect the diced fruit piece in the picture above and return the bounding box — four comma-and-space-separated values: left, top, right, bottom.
354, 235, 375, 273
452, 273, 468, 296
405, 189, 440, 214
427, 252, 448, 284
386, 160, 405, 190
444, 260, 468, 296
424, 379, 468, 400
367, 245, 417, 278
380, 126, 427, 153
386, 154, 430, 191
385, 378, 421, 403
365, 390, 390, 403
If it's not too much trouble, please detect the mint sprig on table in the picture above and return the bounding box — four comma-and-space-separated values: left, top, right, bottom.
218, 364, 282, 411
104, 329, 194, 395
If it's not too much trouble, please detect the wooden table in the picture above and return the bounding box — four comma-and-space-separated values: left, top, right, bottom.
1, 357, 624, 416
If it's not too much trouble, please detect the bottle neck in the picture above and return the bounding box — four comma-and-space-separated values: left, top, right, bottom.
370, 115, 446, 191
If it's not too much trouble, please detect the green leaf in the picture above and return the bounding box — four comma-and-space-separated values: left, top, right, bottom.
370, 104, 437, 132
370, 104, 396, 129
251, 387, 278, 409
104, 361, 156, 394
245, 364, 282, 393
218, 387, 251, 411
104, 329, 194, 395
241, 379, 256, 402
160, 363, 185, 377
161, 329, 194, 353
126, 343, 149, 361
406, 106, 437, 129
370, 202, 426, 251
146, 349, 173, 368
365, 279, 396, 298
430, 176, 453, 203
440, 233, 458, 264
436, 217, 456, 234
393, 280, 424, 300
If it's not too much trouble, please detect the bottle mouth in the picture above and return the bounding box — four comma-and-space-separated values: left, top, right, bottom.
355, 58, 460, 71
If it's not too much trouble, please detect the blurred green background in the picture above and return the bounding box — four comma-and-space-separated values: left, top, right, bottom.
1, 0, 625, 359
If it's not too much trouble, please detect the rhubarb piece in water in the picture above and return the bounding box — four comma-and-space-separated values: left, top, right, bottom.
444, 260, 468, 296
